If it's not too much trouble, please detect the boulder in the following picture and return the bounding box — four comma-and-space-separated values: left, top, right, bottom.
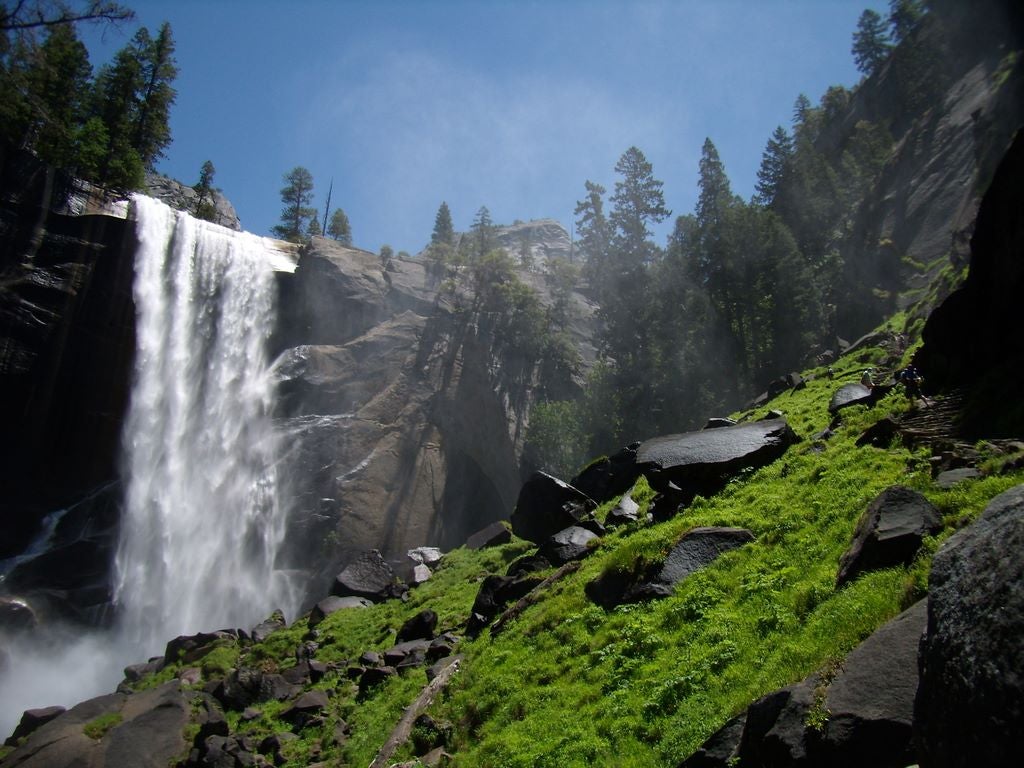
359, 666, 397, 695
538, 526, 599, 566
505, 552, 553, 577
1, 682, 188, 768
836, 486, 941, 588
828, 383, 892, 414
466, 574, 543, 635
587, 527, 754, 609
636, 420, 799, 505
703, 418, 737, 430
605, 491, 641, 528
280, 690, 329, 729
411, 564, 433, 586
164, 631, 238, 665
0, 597, 37, 633
464, 522, 511, 550
934, 467, 981, 488
737, 681, 816, 766
384, 639, 431, 668
407, 547, 444, 567
250, 609, 286, 643
818, 600, 926, 767
678, 713, 745, 768
331, 550, 407, 603
915, 484, 1024, 768
510, 472, 597, 544
4, 706, 66, 747
396, 610, 438, 643
308, 595, 372, 627
569, 443, 641, 504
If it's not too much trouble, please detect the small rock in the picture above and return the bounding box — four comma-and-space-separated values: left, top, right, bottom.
396, 610, 438, 642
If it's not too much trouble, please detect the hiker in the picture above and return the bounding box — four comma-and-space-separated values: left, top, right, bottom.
826, 366, 834, 381
901, 365, 927, 404
861, 369, 874, 388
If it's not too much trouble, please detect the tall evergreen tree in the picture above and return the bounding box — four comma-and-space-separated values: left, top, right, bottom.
574, 180, 611, 299
327, 208, 351, 244
272, 166, 316, 243
888, 0, 925, 43
470, 205, 495, 260
852, 9, 892, 76
609, 146, 670, 268
130, 21, 176, 168
193, 159, 216, 221
431, 201, 455, 246
93, 40, 144, 188
753, 126, 792, 208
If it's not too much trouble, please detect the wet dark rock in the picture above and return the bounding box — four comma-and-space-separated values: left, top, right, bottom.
737, 681, 816, 766
4, 705, 65, 747
635, 420, 799, 506
510, 471, 597, 544
331, 549, 407, 603
213, 667, 298, 711
505, 552, 552, 576
828, 383, 892, 414
281, 661, 310, 686
165, 631, 238, 666
605, 491, 641, 528
384, 639, 430, 668
192, 693, 229, 742
308, 660, 329, 683
308, 595, 371, 627
703, 418, 737, 430
1, 681, 188, 767
360, 651, 382, 667
464, 521, 511, 550
122, 658, 164, 683
856, 416, 901, 447
396, 609, 438, 642
466, 574, 543, 635
817, 600, 926, 767
677, 713, 745, 768
538, 525, 599, 565
587, 527, 754, 609
250, 610, 286, 643
280, 692, 327, 729
0, 597, 38, 633
916, 484, 1024, 768
569, 443, 641, 504
836, 486, 941, 588
359, 665, 397, 695
934, 467, 981, 488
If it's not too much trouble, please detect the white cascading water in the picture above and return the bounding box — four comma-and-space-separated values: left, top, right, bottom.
0, 197, 298, 737
116, 194, 297, 652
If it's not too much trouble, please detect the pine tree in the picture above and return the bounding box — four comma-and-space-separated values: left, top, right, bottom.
609, 146, 670, 268
272, 166, 316, 243
431, 201, 455, 246
130, 21, 176, 168
889, 0, 924, 43
307, 216, 321, 238
93, 41, 144, 188
852, 9, 892, 77
193, 159, 216, 221
471, 205, 494, 260
327, 208, 352, 244
753, 126, 792, 208
574, 180, 611, 288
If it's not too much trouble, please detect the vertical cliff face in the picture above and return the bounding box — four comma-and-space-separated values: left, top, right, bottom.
272, 237, 596, 601
0, 156, 137, 561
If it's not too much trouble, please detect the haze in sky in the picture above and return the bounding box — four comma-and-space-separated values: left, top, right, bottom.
82, 0, 883, 254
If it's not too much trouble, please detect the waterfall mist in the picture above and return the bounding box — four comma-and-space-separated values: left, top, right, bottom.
0, 196, 298, 737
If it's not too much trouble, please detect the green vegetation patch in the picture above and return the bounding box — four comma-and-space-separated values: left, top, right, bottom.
83, 712, 122, 740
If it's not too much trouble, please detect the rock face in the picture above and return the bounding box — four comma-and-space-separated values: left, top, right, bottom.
915, 484, 1024, 768
836, 486, 942, 588
144, 172, 240, 231
0, 681, 188, 768
272, 238, 597, 604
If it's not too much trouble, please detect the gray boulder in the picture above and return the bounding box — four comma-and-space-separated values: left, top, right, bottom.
249, 609, 286, 643
3, 706, 65, 747
510, 472, 596, 544
637, 420, 799, 505
308, 595, 372, 627
538, 526, 599, 565
332, 549, 407, 603
587, 527, 754, 609
464, 522, 511, 550
396, 610, 438, 643
915, 484, 1024, 768
828, 383, 892, 414
569, 443, 641, 504
836, 486, 941, 588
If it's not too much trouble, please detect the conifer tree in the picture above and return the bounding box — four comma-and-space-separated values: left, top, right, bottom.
193, 159, 216, 221
888, 0, 924, 43
431, 201, 455, 246
327, 208, 352, 244
130, 21, 176, 168
753, 126, 792, 208
471, 205, 494, 260
272, 166, 316, 243
609, 146, 670, 269
852, 9, 892, 77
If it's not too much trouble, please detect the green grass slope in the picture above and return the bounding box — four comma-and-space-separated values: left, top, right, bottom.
106, 333, 1024, 768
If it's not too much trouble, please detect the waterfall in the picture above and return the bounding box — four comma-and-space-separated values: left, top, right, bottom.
115, 195, 297, 652
0, 197, 297, 738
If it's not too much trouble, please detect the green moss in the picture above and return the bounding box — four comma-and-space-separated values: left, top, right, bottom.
83, 712, 122, 740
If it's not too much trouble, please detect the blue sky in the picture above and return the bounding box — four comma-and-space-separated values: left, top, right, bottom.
82, 0, 883, 254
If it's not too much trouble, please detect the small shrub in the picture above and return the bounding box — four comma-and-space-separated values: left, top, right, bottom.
83, 712, 122, 740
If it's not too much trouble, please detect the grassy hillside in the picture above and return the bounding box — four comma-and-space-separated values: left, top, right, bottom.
94, 329, 1024, 768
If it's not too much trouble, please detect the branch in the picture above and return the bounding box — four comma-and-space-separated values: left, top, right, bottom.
1, 1, 134, 32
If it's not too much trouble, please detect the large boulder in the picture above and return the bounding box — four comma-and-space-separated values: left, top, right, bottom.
396, 610, 438, 643
538, 526, 599, 566
510, 472, 596, 544
308, 595, 371, 627
588, 527, 754, 609
915, 484, 1024, 767
332, 550, 407, 603
464, 522, 511, 550
836, 486, 942, 588
0, 681, 188, 767
466, 574, 543, 636
569, 444, 641, 504
828, 383, 876, 413
635, 420, 799, 504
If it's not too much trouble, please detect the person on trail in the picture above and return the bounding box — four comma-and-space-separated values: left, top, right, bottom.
826, 367, 834, 381
861, 369, 874, 388
901, 365, 927, 404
